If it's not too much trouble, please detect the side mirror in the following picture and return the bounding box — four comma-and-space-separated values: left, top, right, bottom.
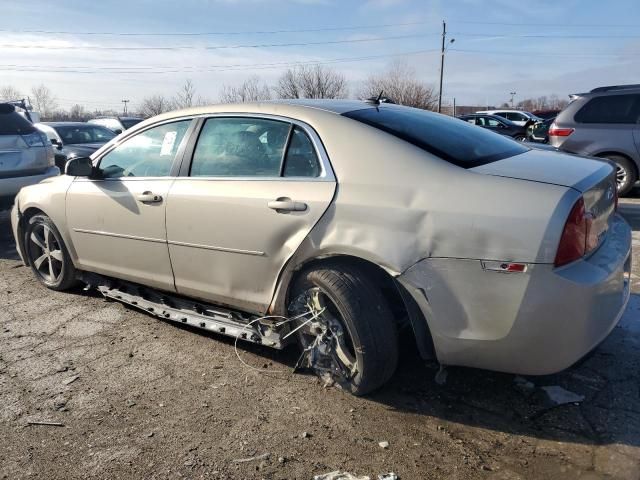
51, 139, 63, 150
114, 128, 123, 134
65, 156, 94, 177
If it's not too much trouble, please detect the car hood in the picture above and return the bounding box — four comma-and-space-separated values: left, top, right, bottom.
470, 149, 613, 193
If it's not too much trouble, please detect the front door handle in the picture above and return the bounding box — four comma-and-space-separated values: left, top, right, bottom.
136, 191, 163, 203
268, 198, 307, 212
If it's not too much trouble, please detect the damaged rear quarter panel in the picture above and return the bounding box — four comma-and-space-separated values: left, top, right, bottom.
270, 111, 574, 312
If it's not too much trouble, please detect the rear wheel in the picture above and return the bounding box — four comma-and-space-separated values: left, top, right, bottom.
288, 263, 398, 395
24, 214, 77, 290
514, 134, 526, 142
601, 154, 637, 196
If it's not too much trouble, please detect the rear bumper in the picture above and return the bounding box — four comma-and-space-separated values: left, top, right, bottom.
0, 166, 60, 200
398, 214, 632, 375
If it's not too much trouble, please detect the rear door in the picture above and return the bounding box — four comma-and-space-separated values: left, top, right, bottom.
165, 115, 336, 313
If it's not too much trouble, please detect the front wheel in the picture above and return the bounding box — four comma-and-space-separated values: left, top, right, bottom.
24, 214, 77, 291
514, 134, 526, 142
288, 263, 398, 396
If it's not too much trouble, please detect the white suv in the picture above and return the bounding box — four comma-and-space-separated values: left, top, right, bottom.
475, 109, 541, 126
0, 104, 58, 208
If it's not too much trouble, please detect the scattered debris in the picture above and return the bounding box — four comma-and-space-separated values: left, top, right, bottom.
62, 375, 80, 386
513, 376, 535, 396
313, 471, 370, 480
232, 452, 270, 464
541, 386, 585, 405
378, 474, 398, 480
278, 456, 286, 464
146, 432, 154, 438
434, 365, 448, 386
126, 399, 136, 408
27, 421, 64, 427
300, 431, 311, 439
378, 441, 389, 449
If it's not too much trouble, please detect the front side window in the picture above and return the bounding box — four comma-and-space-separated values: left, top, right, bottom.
575, 94, 640, 124
98, 120, 191, 178
191, 117, 291, 177
344, 107, 528, 168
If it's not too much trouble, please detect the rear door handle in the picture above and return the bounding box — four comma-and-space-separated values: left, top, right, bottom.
268, 198, 307, 212
136, 191, 163, 203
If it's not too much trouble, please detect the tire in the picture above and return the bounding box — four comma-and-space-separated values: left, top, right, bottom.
24, 214, 77, 291
513, 134, 526, 142
288, 263, 398, 395
602, 154, 637, 197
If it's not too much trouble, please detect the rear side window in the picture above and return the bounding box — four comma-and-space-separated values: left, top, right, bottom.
283, 127, 320, 177
0, 111, 36, 135
575, 94, 640, 124
343, 107, 528, 168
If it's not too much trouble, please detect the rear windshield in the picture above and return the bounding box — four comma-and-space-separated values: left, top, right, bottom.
0, 111, 36, 135
343, 107, 528, 168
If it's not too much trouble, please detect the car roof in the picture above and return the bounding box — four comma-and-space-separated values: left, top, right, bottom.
135, 99, 389, 128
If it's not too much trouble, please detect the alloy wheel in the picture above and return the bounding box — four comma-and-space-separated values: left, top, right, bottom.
289, 287, 358, 386
27, 223, 64, 285
615, 164, 628, 191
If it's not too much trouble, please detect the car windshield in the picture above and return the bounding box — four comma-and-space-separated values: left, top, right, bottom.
54, 125, 117, 144
121, 118, 142, 129
343, 107, 528, 168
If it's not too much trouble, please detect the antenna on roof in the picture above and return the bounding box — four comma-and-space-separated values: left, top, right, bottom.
365, 91, 396, 106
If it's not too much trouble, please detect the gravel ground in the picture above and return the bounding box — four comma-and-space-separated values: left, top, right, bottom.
1, 194, 639, 480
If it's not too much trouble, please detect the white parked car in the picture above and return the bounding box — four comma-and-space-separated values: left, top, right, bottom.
476, 109, 542, 126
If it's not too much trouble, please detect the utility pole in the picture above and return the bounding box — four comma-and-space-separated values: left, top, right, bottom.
509, 91, 516, 108
437, 20, 446, 114
121, 99, 129, 115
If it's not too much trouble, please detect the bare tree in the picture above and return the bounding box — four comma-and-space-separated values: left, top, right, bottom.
275, 65, 348, 99
359, 61, 437, 110
173, 79, 196, 109
219, 76, 272, 103
0, 85, 22, 101
30, 84, 58, 119
139, 94, 173, 117
68, 104, 88, 121
516, 94, 569, 112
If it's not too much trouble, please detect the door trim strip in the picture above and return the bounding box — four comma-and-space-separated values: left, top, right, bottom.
73, 228, 166, 244
168, 240, 265, 256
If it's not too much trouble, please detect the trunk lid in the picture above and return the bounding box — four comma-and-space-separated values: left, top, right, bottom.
471, 149, 613, 192
0, 135, 51, 178
472, 149, 617, 255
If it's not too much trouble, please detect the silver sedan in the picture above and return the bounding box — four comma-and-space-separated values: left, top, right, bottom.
11, 100, 632, 395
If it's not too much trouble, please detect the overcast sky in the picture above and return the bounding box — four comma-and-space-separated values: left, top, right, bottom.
3, 0, 640, 112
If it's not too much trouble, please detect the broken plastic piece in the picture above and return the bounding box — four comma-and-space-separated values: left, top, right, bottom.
541, 385, 585, 405
313, 472, 371, 480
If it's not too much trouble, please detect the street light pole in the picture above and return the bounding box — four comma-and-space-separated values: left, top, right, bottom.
509, 92, 516, 108
437, 20, 446, 114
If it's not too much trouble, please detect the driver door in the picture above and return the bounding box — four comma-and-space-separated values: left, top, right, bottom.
66, 119, 193, 290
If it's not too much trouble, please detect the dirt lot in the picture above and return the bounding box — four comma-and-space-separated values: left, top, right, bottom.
1, 196, 639, 480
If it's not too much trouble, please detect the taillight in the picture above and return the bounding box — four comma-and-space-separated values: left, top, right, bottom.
555, 197, 596, 267
548, 126, 574, 137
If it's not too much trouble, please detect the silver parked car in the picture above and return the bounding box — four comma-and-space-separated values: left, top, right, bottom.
549, 84, 640, 196
0, 103, 58, 209
11, 100, 631, 395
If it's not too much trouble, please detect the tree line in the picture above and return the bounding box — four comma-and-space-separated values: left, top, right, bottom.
0, 61, 570, 121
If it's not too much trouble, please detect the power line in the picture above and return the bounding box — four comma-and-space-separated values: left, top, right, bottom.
0, 49, 439, 75
452, 32, 640, 39
455, 20, 640, 28
0, 20, 433, 37
450, 48, 639, 58
0, 33, 435, 50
